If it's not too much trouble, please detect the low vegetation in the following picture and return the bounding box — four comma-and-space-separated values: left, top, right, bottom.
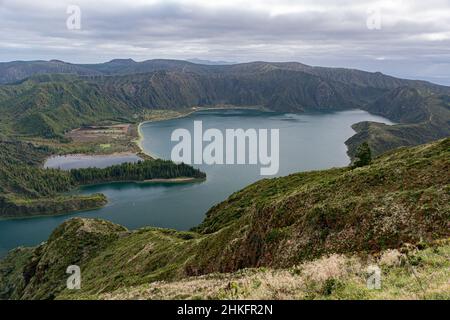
1, 138, 448, 299
96, 240, 450, 300
0, 140, 205, 218
351, 142, 372, 168
346, 91, 450, 157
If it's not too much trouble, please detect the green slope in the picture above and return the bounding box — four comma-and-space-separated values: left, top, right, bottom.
1, 138, 448, 299
346, 91, 450, 157
86, 240, 450, 300
0, 75, 136, 138
0, 61, 449, 156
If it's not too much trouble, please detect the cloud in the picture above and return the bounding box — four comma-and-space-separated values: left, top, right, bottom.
0, 0, 449, 84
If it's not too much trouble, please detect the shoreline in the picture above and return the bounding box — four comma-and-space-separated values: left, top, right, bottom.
0, 202, 107, 222
0, 177, 206, 224
135, 105, 267, 158
79, 176, 205, 188
136, 108, 199, 159
143, 177, 203, 183
40, 105, 268, 163
46, 151, 139, 158
0, 176, 206, 222
136, 121, 159, 159
44, 106, 383, 168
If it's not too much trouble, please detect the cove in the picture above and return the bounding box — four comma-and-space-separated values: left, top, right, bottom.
0, 109, 392, 257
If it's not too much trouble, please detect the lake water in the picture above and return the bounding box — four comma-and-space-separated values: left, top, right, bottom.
44, 154, 142, 170
0, 109, 392, 257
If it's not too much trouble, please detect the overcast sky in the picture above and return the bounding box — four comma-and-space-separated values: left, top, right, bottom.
1, 0, 450, 84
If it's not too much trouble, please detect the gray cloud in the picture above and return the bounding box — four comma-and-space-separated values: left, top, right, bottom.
1, 0, 449, 84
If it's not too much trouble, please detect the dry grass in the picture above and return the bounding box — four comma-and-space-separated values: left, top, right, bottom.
96, 240, 450, 300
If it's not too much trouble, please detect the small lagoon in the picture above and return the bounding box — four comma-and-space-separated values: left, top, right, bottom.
44, 153, 142, 170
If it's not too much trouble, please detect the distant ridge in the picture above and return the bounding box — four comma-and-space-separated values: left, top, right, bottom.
0, 58, 448, 90
187, 58, 236, 65
0, 59, 449, 156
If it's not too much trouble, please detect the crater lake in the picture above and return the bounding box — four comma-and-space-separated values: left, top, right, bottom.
0, 109, 392, 257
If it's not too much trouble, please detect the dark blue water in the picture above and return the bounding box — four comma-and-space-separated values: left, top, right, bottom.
0, 109, 392, 257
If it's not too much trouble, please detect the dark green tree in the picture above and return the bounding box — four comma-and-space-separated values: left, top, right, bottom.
352, 142, 372, 168
69, 159, 206, 184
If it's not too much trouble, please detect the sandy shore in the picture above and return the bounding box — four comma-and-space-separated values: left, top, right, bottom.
142, 177, 204, 183
47, 106, 265, 165
136, 121, 159, 159
136, 109, 198, 159
135, 105, 266, 159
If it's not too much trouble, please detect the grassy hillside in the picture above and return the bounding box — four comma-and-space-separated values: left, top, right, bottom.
0, 75, 136, 138
346, 92, 450, 157
1, 138, 448, 299
92, 239, 450, 300
0, 60, 448, 157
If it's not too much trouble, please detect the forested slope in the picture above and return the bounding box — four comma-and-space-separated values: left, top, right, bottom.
0, 60, 448, 157
0, 140, 205, 218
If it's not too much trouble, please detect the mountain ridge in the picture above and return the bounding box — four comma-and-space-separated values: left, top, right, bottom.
1, 59, 449, 91
1, 59, 449, 157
